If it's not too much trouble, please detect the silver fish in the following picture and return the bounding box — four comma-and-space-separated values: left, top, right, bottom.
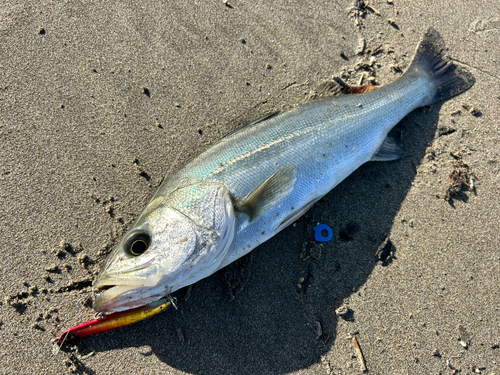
93, 28, 474, 312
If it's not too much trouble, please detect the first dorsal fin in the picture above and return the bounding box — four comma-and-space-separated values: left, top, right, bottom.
234, 164, 297, 221
332, 77, 378, 94
222, 111, 280, 140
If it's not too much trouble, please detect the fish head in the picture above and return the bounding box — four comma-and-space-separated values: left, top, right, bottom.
93, 182, 236, 312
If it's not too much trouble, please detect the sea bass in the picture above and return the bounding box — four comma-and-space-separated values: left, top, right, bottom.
93, 28, 474, 312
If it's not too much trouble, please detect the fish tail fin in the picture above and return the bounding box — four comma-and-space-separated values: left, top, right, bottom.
406, 27, 475, 105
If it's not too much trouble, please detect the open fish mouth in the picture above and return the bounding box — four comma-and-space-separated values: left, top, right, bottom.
94, 284, 115, 293
92, 260, 165, 312
93, 284, 136, 300
92, 284, 144, 312
92, 275, 168, 312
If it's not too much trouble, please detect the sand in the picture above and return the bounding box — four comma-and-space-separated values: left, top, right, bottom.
1, 1, 499, 374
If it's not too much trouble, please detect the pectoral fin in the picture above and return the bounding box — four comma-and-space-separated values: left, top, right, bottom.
234, 165, 297, 221
370, 136, 406, 161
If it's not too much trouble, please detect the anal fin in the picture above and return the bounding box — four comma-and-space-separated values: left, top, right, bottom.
371, 136, 406, 161
234, 165, 297, 221
275, 196, 322, 233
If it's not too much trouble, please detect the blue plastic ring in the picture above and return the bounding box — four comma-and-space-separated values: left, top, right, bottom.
314, 224, 333, 242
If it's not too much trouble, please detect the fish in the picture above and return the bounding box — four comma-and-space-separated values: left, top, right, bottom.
93, 28, 474, 312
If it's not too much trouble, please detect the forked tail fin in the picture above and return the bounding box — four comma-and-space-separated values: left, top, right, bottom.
405, 28, 475, 105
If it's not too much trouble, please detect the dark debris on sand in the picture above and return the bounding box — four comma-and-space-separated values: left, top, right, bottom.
444, 154, 478, 204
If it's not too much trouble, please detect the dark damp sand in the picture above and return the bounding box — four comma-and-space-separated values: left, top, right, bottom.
1, 1, 499, 374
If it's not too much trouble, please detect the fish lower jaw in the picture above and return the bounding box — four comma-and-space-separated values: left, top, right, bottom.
92, 283, 168, 313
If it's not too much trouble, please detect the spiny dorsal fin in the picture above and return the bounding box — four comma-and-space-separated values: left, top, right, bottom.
222, 111, 280, 140
370, 136, 406, 161
234, 164, 297, 221
332, 77, 378, 94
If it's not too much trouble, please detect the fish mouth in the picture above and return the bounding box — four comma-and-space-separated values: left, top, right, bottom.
93, 284, 153, 312
94, 284, 114, 293
93, 271, 166, 312
94, 260, 161, 294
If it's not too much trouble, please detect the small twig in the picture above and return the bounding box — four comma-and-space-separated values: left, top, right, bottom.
333, 77, 349, 88
352, 336, 367, 372
366, 4, 380, 15
358, 73, 365, 86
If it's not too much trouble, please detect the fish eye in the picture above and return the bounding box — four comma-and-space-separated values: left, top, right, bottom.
125, 231, 151, 256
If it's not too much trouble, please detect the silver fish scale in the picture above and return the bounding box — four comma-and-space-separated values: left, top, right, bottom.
161, 72, 434, 268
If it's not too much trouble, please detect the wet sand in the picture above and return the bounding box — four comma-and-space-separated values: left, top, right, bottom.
1, 1, 499, 374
